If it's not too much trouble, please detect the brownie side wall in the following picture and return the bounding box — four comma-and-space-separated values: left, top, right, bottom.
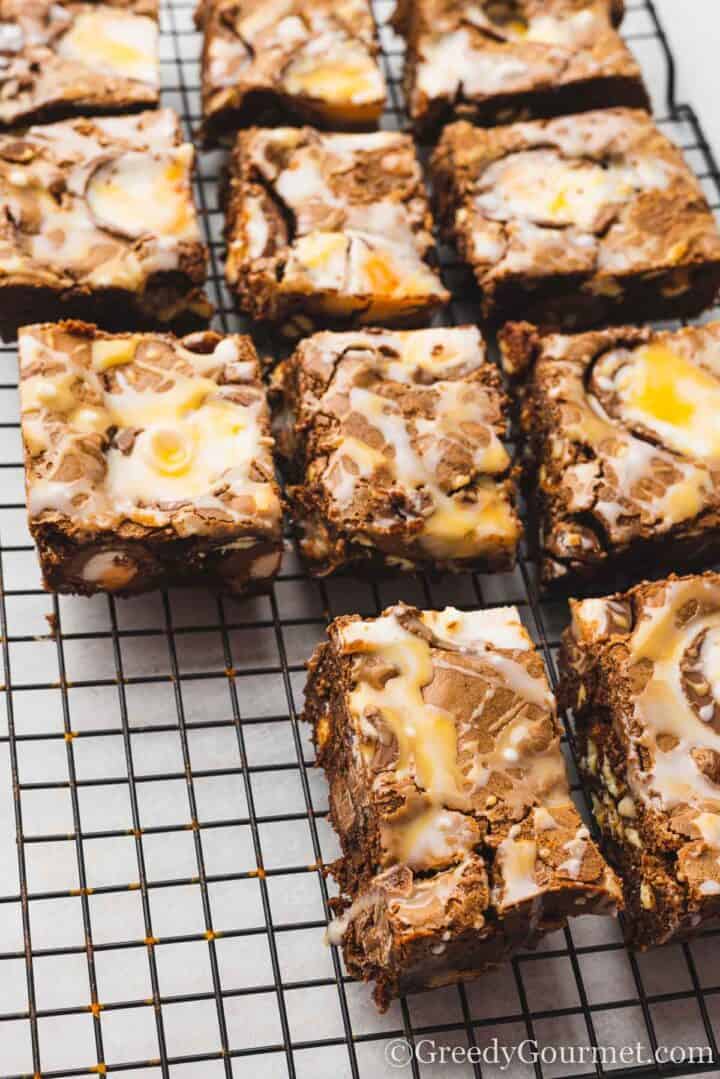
559, 627, 720, 947
303, 640, 385, 893
410, 75, 651, 141
31, 523, 281, 598
0, 280, 211, 342
483, 261, 720, 330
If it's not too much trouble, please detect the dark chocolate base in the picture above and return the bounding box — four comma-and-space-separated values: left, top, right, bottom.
411, 74, 651, 142
481, 262, 720, 332
0, 278, 212, 342
200, 89, 382, 149
33, 523, 282, 598
0, 94, 160, 134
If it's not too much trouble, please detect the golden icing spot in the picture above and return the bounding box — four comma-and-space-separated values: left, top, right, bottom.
86, 150, 197, 241
363, 251, 401, 294
549, 191, 568, 217
92, 338, 139, 372
285, 60, 377, 103
615, 343, 720, 461
421, 486, 519, 560
144, 428, 196, 476
57, 9, 158, 85
297, 231, 347, 269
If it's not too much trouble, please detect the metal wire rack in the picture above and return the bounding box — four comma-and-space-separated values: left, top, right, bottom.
1, 2, 720, 1077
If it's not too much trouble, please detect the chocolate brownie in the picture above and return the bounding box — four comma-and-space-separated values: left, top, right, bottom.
0, 109, 211, 336
431, 109, 720, 328
0, 0, 160, 129
560, 572, 720, 947
307, 603, 621, 1008
275, 326, 521, 574
393, 0, 648, 138
500, 320, 720, 590
197, 0, 386, 146
224, 127, 449, 334
20, 321, 283, 596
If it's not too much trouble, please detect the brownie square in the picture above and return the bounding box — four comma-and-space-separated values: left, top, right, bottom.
306, 602, 621, 1008
501, 320, 720, 590
224, 127, 449, 333
0, 109, 211, 336
276, 325, 521, 574
393, 0, 648, 138
560, 572, 720, 948
20, 321, 283, 596
431, 109, 720, 328
0, 0, 160, 128
197, 0, 387, 146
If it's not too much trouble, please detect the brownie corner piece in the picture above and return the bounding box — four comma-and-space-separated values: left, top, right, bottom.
198, 0, 386, 145
431, 109, 720, 329
0, 108, 211, 336
306, 602, 621, 1008
224, 127, 449, 333
560, 571, 720, 947
395, 0, 648, 137
277, 325, 521, 574
0, 0, 160, 129
19, 321, 283, 596
519, 320, 720, 590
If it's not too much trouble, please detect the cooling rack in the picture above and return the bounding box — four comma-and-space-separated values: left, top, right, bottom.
1, 1, 720, 1076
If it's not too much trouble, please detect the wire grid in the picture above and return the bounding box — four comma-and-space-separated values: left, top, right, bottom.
0, 2, 719, 1077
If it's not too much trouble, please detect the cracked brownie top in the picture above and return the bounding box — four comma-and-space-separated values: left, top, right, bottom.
277, 326, 520, 573
197, 0, 386, 142
224, 127, 449, 330
0, 0, 160, 128
394, 0, 646, 135
563, 573, 720, 905
501, 320, 720, 586
0, 109, 209, 324
20, 320, 282, 544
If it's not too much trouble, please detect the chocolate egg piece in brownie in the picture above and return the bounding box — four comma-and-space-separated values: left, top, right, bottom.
306, 602, 621, 1009
431, 109, 720, 328
224, 127, 449, 333
500, 319, 720, 590
196, 0, 386, 145
20, 321, 283, 596
275, 325, 521, 575
393, 0, 648, 137
560, 572, 720, 947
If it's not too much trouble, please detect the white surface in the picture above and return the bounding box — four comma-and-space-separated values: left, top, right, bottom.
656, 0, 720, 159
